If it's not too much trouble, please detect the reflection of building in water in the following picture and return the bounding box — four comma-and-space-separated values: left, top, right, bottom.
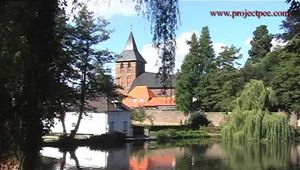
129, 147, 184, 170
40, 145, 130, 169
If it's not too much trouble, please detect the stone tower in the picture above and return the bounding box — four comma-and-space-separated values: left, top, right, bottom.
115, 32, 146, 94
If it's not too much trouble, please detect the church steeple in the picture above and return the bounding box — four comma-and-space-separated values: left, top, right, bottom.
124, 32, 138, 51
115, 32, 147, 94
116, 32, 146, 63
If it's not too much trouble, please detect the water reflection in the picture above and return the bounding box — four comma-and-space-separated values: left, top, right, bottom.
40, 141, 300, 170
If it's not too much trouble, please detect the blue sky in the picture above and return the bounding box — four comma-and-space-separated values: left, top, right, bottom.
66, 0, 289, 74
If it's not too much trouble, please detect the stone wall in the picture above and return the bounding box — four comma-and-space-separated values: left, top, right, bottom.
132, 110, 227, 127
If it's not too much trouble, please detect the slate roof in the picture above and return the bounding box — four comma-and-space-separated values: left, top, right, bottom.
128, 72, 176, 92
85, 96, 130, 113
116, 32, 146, 63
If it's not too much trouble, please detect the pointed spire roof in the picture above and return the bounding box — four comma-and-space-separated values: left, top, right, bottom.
116, 32, 146, 63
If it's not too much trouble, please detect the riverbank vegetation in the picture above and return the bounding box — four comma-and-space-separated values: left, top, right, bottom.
222, 80, 294, 141
175, 1, 299, 142
155, 128, 209, 143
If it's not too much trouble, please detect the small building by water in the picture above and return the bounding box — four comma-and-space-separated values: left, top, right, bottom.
50, 96, 133, 137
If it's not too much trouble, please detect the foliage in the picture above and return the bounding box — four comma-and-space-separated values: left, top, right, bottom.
269, 35, 300, 112
222, 80, 294, 141
0, 1, 63, 169
135, 0, 180, 92
196, 45, 244, 112
176, 27, 216, 113
188, 111, 210, 129
131, 107, 153, 125
247, 25, 273, 65
176, 33, 200, 113
280, 0, 300, 41
156, 129, 209, 143
67, 5, 115, 138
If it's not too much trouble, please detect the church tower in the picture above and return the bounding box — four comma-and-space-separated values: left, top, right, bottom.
115, 32, 146, 94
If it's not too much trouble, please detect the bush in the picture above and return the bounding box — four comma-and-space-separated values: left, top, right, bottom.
188, 111, 211, 129
155, 128, 209, 143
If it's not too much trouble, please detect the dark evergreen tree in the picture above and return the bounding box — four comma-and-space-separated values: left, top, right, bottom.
280, 0, 300, 41
176, 33, 200, 113
247, 25, 273, 65
270, 35, 300, 112
196, 46, 244, 112
198, 26, 216, 74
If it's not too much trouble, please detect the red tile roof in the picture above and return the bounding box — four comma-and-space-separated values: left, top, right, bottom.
122, 86, 175, 108
143, 97, 175, 107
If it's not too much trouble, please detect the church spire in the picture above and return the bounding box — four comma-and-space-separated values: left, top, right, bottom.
116, 32, 146, 63
124, 32, 138, 51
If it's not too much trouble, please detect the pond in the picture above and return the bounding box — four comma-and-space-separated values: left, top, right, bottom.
40, 140, 300, 170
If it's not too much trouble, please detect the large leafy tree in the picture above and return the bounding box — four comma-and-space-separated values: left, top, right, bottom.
0, 1, 66, 169
68, 5, 114, 138
222, 80, 292, 142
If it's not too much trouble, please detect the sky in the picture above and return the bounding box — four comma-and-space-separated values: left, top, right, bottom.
65, 0, 290, 74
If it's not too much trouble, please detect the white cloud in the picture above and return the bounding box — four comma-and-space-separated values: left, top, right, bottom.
65, 0, 137, 18
213, 42, 227, 56
140, 31, 228, 73
140, 31, 195, 73
244, 37, 252, 46
271, 38, 287, 51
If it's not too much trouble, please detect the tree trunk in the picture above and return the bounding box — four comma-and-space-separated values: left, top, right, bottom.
60, 114, 67, 134
69, 42, 89, 139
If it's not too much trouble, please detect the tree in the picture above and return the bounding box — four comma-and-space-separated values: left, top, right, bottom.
176, 27, 216, 113
176, 33, 200, 113
247, 25, 273, 65
68, 5, 114, 138
196, 46, 244, 112
198, 26, 216, 74
280, 0, 300, 41
131, 107, 152, 125
222, 80, 293, 142
242, 25, 273, 82
0, 1, 69, 169
270, 35, 300, 112
137, 0, 180, 92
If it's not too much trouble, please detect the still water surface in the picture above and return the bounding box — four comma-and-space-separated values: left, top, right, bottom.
40, 141, 300, 170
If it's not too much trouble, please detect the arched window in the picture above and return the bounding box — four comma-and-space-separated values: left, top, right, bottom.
128, 62, 131, 68
120, 62, 124, 68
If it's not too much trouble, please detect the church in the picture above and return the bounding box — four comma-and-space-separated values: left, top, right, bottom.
115, 32, 176, 110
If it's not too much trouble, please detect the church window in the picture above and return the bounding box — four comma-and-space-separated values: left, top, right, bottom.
127, 76, 131, 87
120, 62, 124, 68
128, 62, 131, 68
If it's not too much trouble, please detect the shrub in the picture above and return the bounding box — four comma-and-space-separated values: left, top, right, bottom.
188, 111, 210, 129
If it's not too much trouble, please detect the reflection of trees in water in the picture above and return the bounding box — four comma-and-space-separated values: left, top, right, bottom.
175, 143, 226, 170
223, 142, 291, 170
